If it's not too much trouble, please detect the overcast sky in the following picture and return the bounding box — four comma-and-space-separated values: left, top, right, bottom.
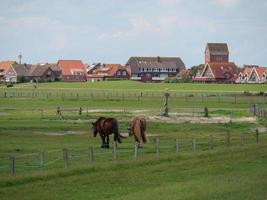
0, 0, 266, 67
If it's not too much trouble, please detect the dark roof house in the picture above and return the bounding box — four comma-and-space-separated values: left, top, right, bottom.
126, 56, 185, 82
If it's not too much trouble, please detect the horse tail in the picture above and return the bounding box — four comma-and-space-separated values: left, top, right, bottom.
140, 119, 147, 143
114, 120, 123, 143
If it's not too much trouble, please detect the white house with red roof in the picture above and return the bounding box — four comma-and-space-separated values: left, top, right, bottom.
193, 62, 239, 83
57, 60, 87, 82
0, 61, 17, 82
236, 65, 267, 83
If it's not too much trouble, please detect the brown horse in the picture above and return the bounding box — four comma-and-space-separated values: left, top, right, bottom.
92, 117, 124, 148
130, 117, 147, 147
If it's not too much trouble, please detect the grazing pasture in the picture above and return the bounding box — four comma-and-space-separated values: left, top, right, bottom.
0, 81, 266, 199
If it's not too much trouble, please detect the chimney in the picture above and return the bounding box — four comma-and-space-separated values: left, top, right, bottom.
157, 56, 161, 63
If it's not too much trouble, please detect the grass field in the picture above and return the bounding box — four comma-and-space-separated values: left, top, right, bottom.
1, 81, 267, 92
0, 81, 267, 199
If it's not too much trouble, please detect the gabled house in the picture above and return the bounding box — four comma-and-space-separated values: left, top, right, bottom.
126, 56, 185, 82
0, 61, 17, 82
193, 62, 239, 83
7, 64, 32, 82
236, 66, 267, 83
205, 43, 229, 64
87, 64, 130, 82
28, 64, 61, 82
57, 60, 87, 82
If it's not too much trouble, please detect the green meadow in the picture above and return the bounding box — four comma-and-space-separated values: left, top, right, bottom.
0, 81, 267, 199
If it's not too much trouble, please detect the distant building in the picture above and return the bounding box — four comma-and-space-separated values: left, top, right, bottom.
126, 56, 185, 82
236, 65, 267, 83
57, 60, 87, 82
4, 63, 61, 83
194, 43, 239, 83
0, 61, 17, 82
193, 62, 239, 83
205, 43, 229, 64
28, 63, 61, 82
87, 64, 130, 82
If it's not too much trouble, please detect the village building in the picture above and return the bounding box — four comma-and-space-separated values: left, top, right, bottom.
28, 64, 61, 82
126, 56, 185, 82
205, 43, 229, 64
193, 43, 239, 83
193, 62, 239, 83
2, 63, 62, 83
0, 61, 17, 82
235, 65, 267, 84
57, 60, 87, 82
87, 64, 130, 82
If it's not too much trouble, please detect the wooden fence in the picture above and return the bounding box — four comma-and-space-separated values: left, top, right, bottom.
1, 129, 265, 176
250, 104, 267, 118
0, 89, 266, 104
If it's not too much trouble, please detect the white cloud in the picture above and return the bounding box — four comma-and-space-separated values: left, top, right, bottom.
213, 0, 241, 7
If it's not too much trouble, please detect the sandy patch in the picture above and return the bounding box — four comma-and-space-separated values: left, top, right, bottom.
145, 115, 257, 124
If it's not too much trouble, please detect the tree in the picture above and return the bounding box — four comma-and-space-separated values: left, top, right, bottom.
190, 64, 205, 77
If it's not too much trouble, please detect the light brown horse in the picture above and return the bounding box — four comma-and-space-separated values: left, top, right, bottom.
130, 117, 147, 147
92, 117, 124, 148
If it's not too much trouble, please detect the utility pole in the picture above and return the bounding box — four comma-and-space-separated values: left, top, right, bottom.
18, 53, 22, 64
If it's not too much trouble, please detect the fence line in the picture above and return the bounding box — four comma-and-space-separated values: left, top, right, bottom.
1, 130, 266, 176
0, 90, 266, 105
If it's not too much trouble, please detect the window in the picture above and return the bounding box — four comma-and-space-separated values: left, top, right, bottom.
122, 71, 127, 76
117, 71, 121, 76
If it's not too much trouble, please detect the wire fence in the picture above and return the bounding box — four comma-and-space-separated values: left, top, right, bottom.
0, 89, 267, 104
1, 129, 266, 177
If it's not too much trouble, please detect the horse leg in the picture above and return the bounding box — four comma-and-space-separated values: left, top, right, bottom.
100, 134, 106, 148
106, 135, 110, 149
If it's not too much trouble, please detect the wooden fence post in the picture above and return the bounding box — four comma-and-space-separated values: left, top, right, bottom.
40, 109, 44, 119
113, 142, 117, 160
240, 133, 245, 146
134, 143, 139, 160
209, 135, 214, 150
155, 138, 160, 156
226, 130, 231, 147
192, 138, 196, 152
88, 146, 94, 162
40, 151, 45, 172
176, 138, 179, 153
10, 156, 16, 176
256, 129, 259, 144
63, 148, 69, 169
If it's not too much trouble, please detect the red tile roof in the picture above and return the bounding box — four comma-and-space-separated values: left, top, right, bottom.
0, 61, 17, 74
58, 60, 87, 76
208, 62, 239, 78
87, 64, 130, 78
193, 62, 239, 83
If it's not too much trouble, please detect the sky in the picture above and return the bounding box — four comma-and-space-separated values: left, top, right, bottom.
0, 0, 266, 67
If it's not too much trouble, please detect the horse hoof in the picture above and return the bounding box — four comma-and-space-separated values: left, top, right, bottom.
106, 145, 110, 149
101, 145, 105, 148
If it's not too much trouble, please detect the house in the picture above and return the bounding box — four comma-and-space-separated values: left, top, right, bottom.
28, 64, 61, 82
236, 65, 267, 83
87, 64, 130, 82
0, 61, 17, 82
4, 63, 62, 83
205, 43, 229, 63
57, 60, 87, 82
193, 62, 239, 83
126, 56, 185, 82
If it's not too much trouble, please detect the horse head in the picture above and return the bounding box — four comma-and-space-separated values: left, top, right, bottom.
91, 122, 98, 137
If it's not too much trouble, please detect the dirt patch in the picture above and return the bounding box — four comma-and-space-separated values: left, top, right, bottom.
145, 115, 257, 124
40, 131, 85, 136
